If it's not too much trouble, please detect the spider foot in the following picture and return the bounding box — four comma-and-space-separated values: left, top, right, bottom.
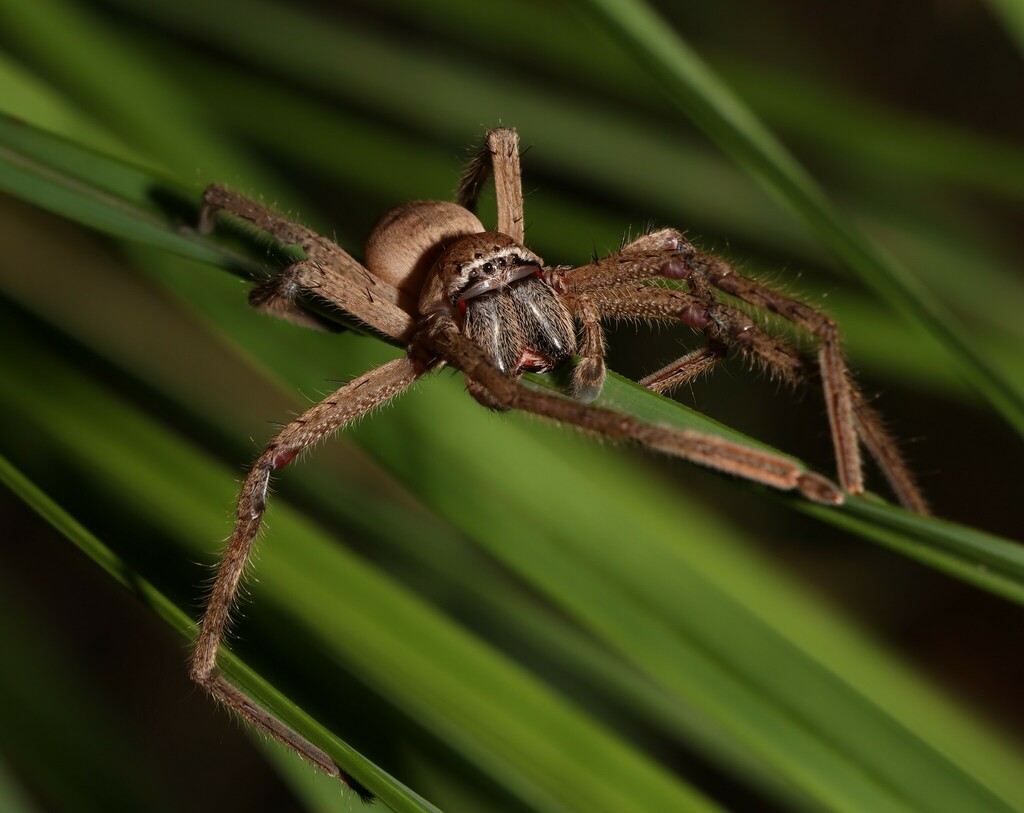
465, 375, 509, 411
797, 472, 845, 506
572, 357, 606, 403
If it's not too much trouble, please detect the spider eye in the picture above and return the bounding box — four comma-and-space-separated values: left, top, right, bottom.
509, 254, 521, 264
468, 269, 480, 281
482, 262, 494, 274
497, 256, 507, 267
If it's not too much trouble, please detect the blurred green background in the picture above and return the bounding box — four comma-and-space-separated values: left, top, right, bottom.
1, 1, 1023, 811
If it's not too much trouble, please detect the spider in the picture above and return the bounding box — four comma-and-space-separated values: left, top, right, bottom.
191, 127, 926, 796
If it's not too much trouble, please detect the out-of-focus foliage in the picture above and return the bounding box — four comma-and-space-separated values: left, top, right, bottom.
0, 1, 1022, 812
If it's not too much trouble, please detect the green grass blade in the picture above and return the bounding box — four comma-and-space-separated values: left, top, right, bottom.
572, 0, 1024, 437
0, 0, 270, 188
1, 9, 1022, 809
1, 108, 1021, 606
0, 116, 264, 276
101, 1, 1024, 385
0, 50, 138, 161
0, 455, 445, 813
0, 326, 725, 813
805, 497, 1024, 605
132, 250, 1024, 812
984, 0, 1024, 55
0, 757, 41, 813
591, 372, 1024, 602
6, 279, 1023, 812
333, 0, 1024, 204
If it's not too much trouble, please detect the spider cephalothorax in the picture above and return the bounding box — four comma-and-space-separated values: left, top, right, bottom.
192, 127, 927, 798
367, 199, 577, 395
380, 210, 581, 391
442, 243, 575, 378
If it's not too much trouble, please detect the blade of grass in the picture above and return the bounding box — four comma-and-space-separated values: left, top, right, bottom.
104, 0, 1024, 352
584, 373, 1024, 600
7, 297, 1023, 813
0, 190, 819, 812
0, 0, 271, 189
0, 456, 442, 813
2, 12, 1024, 802
571, 0, 1024, 436
1, 110, 1021, 606
0, 50, 139, 162
983, 0, 1024, 56
347, 0, 1024, 204
127, 244, 1024, 812
0, 117, 265, 276
0, 330, 727, 813
0, 757, 41, 813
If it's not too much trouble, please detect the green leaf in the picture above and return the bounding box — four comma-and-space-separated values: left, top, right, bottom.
7, 110, 1015, 609
0, 323, 724, 813
0, 452, 447, 813
1, 6, 1022, 812
571, 0, 1024, 436
87, 0, 1024, 395
984, 0, 1024, 57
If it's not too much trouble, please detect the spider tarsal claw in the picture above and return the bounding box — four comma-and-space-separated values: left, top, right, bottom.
798, 473, 845, 505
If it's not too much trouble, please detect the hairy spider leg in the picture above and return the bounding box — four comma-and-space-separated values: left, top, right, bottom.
423, 315, 843, 506
551, 230, 927, 514
457, 127, 525, 243
560, 292, 607, 401
200, 185, 415, 341
190, 356, 423, 798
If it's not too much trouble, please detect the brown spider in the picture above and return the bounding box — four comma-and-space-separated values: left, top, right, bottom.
191, 128, 926, 795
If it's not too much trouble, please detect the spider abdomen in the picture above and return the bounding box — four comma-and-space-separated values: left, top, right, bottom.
365, 201, 485, 299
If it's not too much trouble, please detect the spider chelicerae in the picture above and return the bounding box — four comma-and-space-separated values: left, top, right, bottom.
192, 127, 926, 796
